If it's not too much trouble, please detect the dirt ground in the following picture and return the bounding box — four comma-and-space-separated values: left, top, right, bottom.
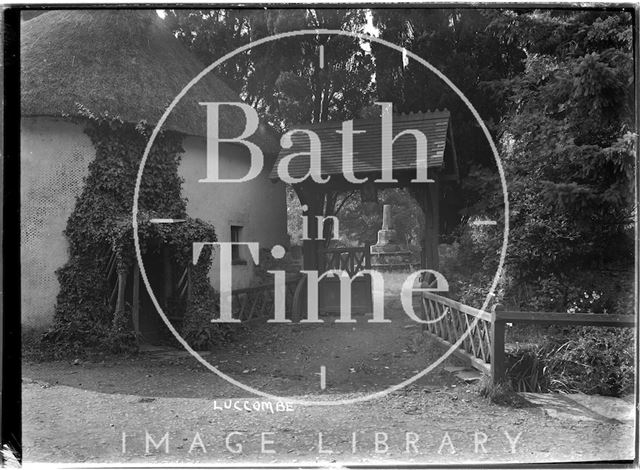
22, 287, 636, 465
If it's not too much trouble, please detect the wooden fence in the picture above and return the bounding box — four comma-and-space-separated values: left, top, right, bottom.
318, 246, 371, 276
144, 277, 301, 327
491, 307, 636, 384
230, 278, 300, 322
421, 292, 636, 383
421, 292, 493, 374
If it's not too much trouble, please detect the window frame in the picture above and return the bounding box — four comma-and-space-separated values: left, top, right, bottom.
230, 225, 245, 265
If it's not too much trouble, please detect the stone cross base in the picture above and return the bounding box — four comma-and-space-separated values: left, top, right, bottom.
370, 247, 415, 271
369, 205, 415, 270
371, 256, 416, 271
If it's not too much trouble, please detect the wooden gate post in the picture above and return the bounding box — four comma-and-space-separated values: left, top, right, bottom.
410, 181, 440, 271
294, 184, 324, 272
491, 303, 506, 384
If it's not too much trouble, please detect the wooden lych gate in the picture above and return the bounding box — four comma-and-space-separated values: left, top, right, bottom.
269, 110, 460, 317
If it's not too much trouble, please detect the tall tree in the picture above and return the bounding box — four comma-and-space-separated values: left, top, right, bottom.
166, 9, 374, 130
486, 9, 635, 312
166, 9, 375, 242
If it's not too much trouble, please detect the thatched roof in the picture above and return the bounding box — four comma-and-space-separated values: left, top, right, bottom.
21, 10, 279, 154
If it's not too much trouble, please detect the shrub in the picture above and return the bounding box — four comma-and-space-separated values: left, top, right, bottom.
505, 326, 634, 397
506, 347, 548, 393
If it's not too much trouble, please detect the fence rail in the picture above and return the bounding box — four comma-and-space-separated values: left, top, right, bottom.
494, 310, 636, 326
421, 292, 636, 383
491, 306, 636, 384
421, 292, 492, 374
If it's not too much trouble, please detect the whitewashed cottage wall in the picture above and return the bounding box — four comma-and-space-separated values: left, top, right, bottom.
179, 136, 288, 290
21, 117, 96, 327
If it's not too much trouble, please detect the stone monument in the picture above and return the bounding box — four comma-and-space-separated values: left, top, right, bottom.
370, 204, 415, 271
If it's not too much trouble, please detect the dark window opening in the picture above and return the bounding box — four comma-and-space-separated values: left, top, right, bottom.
231, 225, 244, 264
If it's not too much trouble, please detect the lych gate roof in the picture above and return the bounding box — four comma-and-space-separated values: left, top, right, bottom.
269, 110, 451, 181
21, 10, 279, 154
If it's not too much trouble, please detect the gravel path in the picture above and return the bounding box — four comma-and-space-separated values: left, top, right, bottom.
22, 356, 635, 465
22, 291, 636, 465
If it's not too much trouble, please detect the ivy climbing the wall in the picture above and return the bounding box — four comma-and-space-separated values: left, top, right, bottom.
42, 106, 230, 357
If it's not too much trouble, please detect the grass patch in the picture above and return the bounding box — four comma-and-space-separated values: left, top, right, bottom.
475, 375, 531, 407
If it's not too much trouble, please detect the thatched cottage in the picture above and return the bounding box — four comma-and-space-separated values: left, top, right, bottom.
21, 10, 287, 331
